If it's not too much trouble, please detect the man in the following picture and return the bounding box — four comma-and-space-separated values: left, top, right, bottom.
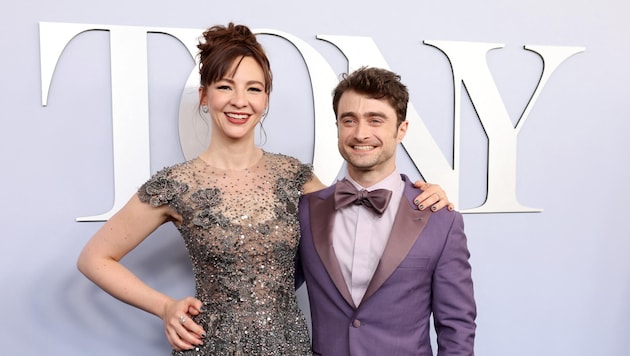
297, 67, 476, 355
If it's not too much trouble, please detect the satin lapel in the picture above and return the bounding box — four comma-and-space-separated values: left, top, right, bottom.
362, 188, 432, 303
309, 189, 356, 308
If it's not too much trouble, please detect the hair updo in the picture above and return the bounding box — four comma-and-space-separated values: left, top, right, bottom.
197, 23, 272, 93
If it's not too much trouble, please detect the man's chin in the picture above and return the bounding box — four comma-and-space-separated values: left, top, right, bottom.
346, 160, 377, 171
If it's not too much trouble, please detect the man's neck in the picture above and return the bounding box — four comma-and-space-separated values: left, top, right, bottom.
347, 166, 397, 189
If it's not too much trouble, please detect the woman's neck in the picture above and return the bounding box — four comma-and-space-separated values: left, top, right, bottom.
199, 141, 263, 171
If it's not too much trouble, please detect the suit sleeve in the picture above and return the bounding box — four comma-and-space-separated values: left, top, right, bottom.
295, 243, 305, 290
432, 212, 477, 355
294, 195, 308, 290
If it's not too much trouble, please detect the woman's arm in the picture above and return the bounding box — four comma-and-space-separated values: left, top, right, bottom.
303, 174, 326, 194
77, 194, 204, 351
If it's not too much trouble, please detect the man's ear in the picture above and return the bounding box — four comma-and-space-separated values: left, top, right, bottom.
397, 120, 409, 142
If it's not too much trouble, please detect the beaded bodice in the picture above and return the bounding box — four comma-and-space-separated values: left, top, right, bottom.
138, 152, 313, 355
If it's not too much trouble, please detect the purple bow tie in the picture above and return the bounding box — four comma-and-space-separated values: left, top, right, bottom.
334, 179, 392, 215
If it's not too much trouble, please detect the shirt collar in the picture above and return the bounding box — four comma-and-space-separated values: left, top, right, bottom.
344, 170, 401, 192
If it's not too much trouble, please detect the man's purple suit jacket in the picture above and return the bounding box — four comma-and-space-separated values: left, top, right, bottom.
296, 175, 476, 355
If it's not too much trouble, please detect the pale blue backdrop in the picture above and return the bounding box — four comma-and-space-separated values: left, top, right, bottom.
1, 0, 628, 355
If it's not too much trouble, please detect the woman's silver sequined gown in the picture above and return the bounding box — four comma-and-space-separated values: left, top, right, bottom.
138, 152, 312, 355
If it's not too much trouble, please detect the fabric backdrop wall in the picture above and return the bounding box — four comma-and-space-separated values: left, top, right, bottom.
1, 0, 628, 355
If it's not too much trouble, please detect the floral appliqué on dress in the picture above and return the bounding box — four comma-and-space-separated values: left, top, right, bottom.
137, 152, 313, 356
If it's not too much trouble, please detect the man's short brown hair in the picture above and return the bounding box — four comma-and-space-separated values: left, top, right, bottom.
332, 66, 409, 127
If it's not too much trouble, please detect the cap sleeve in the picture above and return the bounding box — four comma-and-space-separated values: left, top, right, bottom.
295, 162, 314, 192
137, 167, 188, 208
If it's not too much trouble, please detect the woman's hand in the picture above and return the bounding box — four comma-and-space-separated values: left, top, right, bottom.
412, 181, 454, 212
162, 296, 206, 351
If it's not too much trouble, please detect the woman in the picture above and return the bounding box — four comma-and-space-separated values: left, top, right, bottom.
77, 23, 449, 355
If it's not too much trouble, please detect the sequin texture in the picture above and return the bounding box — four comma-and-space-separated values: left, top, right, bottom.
138, 152, 313, 355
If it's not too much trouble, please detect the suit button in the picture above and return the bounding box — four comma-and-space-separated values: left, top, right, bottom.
352, 320, 361, 328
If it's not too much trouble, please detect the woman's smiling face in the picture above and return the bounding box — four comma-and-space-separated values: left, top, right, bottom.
201, 56, 269, 141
